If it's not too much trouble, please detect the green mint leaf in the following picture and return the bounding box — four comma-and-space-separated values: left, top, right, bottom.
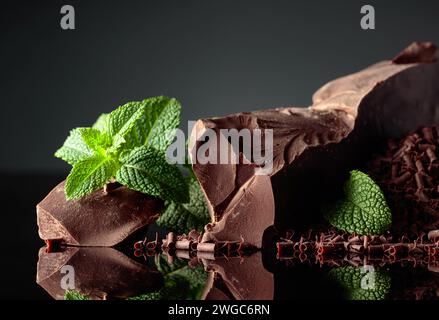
157, 175, 210, 234
116, 146, 189, 203
55, 97, 184, 202
328, 266, 391, 300
92, 113, 109, 133
324, 170, 392, 235
108, 102, 146, 148
107, 133, 126, 155
79, 128, 111, 151
64, 290, 88, 300
126, 96, 181, 151
65, 153, 118, 200
54, 128, 94, 165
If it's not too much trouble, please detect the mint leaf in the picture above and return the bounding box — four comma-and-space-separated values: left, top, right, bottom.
79, 128, 111, 151
157, 175, 210, 234
328, 266, 391, 300
55, 97, 186, 202
128, 254, 207, 300
126, 96, 181, 151
65, 153, 118, 200
108, 102, 146, 148
92, 113, 109, 132
324, 170, 391, 235
64, 290, 88, 300
107, 133, 127, 155
54, 128, 93, 165
116, 146, 189, 203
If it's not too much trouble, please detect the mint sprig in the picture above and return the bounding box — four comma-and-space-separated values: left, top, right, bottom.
65, 153, 117, 200
324, 170, 392, 235
54, 128, 94, 165
116, 146, 189, 203
157, 174, 210, 234
55, 96, 188, 202
92, 113, 109, 132
80, 128, 111, 152
125, 96, 181, 151
107, 101, 145, 148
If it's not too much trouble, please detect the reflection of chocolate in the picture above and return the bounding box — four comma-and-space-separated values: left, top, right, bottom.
37, 181, 163, 246
190, 42, 439, 246
200, 252, 274, 300
36, 247, 163, 300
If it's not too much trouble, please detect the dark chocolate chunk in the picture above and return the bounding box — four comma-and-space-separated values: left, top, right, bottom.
393, 41, 437, 64
36, 247, 163, 300
190, 42, 439, 247
37, 181, 163, 246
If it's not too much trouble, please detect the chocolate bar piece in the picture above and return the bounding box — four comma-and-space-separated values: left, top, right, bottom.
37, 181, 163, 246
36, 247, 163, 300
190, 42, 439, 247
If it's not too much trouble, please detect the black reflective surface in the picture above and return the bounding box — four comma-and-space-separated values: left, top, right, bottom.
1, 173, 438, 300
36, 244, 439, 300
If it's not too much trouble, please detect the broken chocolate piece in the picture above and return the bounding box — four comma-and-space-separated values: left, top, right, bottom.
393, 41, 437, 64
36, 246, 163, 300
190, 42, 439, 247
37, 181, 163, 246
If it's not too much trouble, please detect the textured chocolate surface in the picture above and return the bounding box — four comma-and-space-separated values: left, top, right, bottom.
393, 41, 437, 64
36, 247, 163, 300
367, 126, 439, 236
190, 42, 439, 247
37, 181, 163, 246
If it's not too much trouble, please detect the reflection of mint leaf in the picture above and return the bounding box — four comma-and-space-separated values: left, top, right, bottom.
126, 96, 180, 151
154, 252, 188, 275
324, 170, 391, 235
108, 102, 146, 148
55, 128, 93, 165
66, 154, 118, 200
92, 113, 109, 132
116, 146, 189, 203
157, 175, 210, 234
64, 290, 88, 300
328, 266, 391, 300
128, 292, 161, 300
158, 266, 207, 300
128, 254, 207, 300
153, 254, 207, 300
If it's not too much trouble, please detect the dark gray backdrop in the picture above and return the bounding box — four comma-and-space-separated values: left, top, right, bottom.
2, 0, 439, 173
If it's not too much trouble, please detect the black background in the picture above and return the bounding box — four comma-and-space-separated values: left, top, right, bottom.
2, 0, 439, 173
1, 0, 439, 300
